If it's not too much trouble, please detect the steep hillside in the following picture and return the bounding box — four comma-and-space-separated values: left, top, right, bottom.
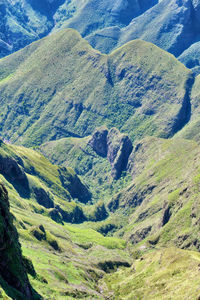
40, 127, 200, 252
101, 247, 200, 299
2, 127, 200, 299
40, 127, 133, 202
0, 139, 132, 299
0, 0, 65, 57
0, 28, 193, 146
39, 130, 200, 298
106, 136, 200, 252
0, 183, 39, 300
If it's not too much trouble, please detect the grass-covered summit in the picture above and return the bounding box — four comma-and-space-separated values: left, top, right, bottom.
0, 28, 193, 146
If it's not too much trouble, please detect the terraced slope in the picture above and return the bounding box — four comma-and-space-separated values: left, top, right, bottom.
0, 28, 193, 146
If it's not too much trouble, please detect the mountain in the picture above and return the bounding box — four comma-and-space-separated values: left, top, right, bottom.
0, 12, 200, 299
0, 28, 193, 147
0, 0, 64, 57
0, 0, 158, 57
1, 0, 200, 75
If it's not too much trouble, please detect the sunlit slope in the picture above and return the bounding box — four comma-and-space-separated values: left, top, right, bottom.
0, 140, 130, 299
105, 136, 200, 253
0, 29, 193, 146
101, 247, 200, 300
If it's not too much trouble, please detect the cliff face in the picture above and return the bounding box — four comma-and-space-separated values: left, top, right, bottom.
0, 184, 36, 299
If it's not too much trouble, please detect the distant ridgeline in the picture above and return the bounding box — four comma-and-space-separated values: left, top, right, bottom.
1, 0, 200, 74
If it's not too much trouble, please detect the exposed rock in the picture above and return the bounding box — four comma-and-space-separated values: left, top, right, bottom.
97, 260, 131, 273
59, 167, 92, 203
48, 208, 63, 224
0, 155, 29, 190
88, 126, 108, 157
129, 226, 152, 244
107, 128, 133, 179
88, 126, 133, 179
0, 184, 36, 299
30, 224, 60, 251
33, 187, 54, 208
31, 225, 46, 241
161, 202, 172, 227
22, 256, 37, 278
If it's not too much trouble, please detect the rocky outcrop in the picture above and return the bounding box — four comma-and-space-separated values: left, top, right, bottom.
129, 226, 152, 244
88, 126, 108, 157
48, 208, 63, 224
160, 202, 172, 227
0, 184, 37, 299
59, 167, 92, 203
89, 127, 133, 179
0, 155, 29, 191
30, 224, 60, 251
107, 128, 133, 179
33, 187, 54, 208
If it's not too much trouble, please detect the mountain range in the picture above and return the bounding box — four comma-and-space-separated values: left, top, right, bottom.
1, 1, 200, 299
1, 0, 200, 75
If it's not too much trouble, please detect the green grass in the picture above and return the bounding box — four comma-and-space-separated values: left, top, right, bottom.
101, 247, 200, 299
0, 140, 131, 299
0, 29, 192, 147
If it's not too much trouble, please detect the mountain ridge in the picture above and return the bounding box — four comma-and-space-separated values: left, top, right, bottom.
1, 0, 200, 74
0, 28, 194, 147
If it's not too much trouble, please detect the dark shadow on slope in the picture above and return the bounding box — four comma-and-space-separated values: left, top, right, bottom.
170, 74, 195, 136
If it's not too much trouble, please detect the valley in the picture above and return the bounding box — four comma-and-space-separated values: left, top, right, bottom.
0, 1, 200, 299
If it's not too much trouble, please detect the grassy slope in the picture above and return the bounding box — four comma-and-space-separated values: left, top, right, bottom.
101, 247, 200, 300
40, 133, 200, 252
105, 136, 200, 251
0, 28, 192, 146
3, 134, 200, 299
0, 140, 131, 299
39, 135, 132, 203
